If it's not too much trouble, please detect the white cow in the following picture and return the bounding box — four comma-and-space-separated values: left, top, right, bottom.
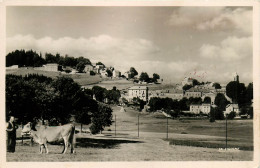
22, 122, 76, 154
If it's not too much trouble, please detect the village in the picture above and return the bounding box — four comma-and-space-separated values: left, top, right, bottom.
6, 61, 252, 120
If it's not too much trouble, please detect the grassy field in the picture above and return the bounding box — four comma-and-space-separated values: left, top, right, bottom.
7, 105, 253, 161
6, 68, 102, 85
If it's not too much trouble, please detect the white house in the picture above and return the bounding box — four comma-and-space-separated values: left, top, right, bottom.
224, 104, 240, 115
100, 70, 108, 77
84, 64, 93, 73
113, 70, 121, 78
189, 103, 211, 114
200, 103, 211, 114
190, 104, 201, 114
128, 86, 149, 102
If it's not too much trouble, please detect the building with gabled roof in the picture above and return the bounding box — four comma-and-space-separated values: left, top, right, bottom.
224, 104, 240, 115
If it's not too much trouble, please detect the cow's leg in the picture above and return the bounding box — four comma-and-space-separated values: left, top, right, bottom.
39, 145, 44, 154
44, 143, 49, 154
62, 138, 68, 154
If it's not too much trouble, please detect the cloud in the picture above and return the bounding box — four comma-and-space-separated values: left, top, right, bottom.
199, 36, 252, 61
169, 7, 252, 35
7, 34, 161, 72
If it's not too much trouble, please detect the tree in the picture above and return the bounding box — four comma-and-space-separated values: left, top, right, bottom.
74, 95, 98, 132
203, 97, 211, 104
210, 107, 224, 120
213, 83, 221, 89
96, 62, 104, 66
76, 61, 86, 73
129, 67, 138, 78
226, 81, 246, 104
152, 73, 160, 83
192, 79, 200, 86
92, 86, 107, 102
90, 71, 95, 76
227, 112, 236, 120
106, 69, 113, 77
89, 103, 113, 134
214, 93, 230, 112
182, 84, 192, 91
139, 72, 150, 82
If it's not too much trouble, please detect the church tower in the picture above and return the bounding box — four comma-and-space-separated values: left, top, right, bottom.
234, 72, 239, 82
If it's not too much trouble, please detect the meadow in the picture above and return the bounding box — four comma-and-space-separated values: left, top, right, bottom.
7, 106, 253, 161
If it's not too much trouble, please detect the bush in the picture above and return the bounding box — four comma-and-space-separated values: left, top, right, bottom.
65, 69, 71, 73
227, 111, 236, 119
90, 71, 95, 76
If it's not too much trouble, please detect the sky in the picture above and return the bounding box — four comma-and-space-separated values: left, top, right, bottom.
6, 6, 253, 84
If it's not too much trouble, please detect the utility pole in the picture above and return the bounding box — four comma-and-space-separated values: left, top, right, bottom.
226, 114, 228, 150
138, 114, 139, 137
166, 117, 169, 139
115, 115, 116, 136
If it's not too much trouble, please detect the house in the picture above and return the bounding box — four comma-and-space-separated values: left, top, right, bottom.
200, 103, 211, 114
128, 86, 149, 102
84, 64, 93, 73
190, 104, 201, 114
224, 104, 240, 115
45, 63, 60, 72
100, 69, 108, 77
189, 103, 211, 114
124, 71, 131, 79
170, 89, 184, 100
113, 70, 121, 78
182, 77, 193, 86
184, 89, 202, 98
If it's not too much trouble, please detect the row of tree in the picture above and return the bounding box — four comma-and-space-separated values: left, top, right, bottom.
6, 74, 112, 134
6, 49, 92, 68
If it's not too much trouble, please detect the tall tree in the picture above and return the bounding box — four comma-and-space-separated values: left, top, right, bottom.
152, 73, 160, 83
129, 67, 138, 78
226, 81, 246, 104
139, 72, 150, 82
76, 61, 86, 73
89, 103, 113, 134
214, 93, 230, 112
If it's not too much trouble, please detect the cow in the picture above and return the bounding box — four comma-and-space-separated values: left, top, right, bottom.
21, 122, 76, 154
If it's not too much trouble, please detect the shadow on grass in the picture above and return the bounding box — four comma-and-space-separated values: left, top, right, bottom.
76, 137, 142, 149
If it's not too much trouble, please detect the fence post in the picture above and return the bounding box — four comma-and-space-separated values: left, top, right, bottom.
166, 117, 168, 139
226, 114, 228, 150
138, 114, 139, 137
21, 124, 23, 145
115, 115, 116, 136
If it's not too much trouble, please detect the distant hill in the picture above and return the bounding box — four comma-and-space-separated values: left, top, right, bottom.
6, 68, 102, 86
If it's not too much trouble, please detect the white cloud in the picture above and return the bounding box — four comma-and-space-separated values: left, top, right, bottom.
7, 34, 160, 72
199, 36, 252, 61
169, 7, 252, 35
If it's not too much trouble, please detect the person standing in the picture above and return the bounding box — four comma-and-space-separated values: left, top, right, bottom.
6, 116, 17, 153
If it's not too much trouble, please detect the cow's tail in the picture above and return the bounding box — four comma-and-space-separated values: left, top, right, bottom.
69, 124, 76, 153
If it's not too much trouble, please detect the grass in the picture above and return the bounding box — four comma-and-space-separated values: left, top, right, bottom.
6, 100, 254, 161
6, 68, 102, 86
166, 139, 253, 151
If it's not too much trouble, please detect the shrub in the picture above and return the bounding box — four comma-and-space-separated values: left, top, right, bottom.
227, 111, 237, 119
90, 71, 95, 76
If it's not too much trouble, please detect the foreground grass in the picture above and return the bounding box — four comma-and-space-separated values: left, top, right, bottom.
166, 139, 253, 151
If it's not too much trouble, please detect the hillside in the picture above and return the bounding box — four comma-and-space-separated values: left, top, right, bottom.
6, 68, 102, 85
